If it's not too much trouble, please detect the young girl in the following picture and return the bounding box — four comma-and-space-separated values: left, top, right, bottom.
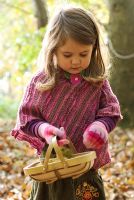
11, 6, 122, 200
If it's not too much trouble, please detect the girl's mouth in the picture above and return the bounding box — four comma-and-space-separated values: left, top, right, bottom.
71, 67, 81, 70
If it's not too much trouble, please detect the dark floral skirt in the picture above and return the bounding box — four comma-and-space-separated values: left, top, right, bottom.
29, 168, 106, 200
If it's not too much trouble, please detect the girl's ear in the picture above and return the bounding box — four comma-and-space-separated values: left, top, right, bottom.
53, 54, 58, 69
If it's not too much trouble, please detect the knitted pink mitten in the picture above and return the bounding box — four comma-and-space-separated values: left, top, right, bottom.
83, 121, 108, 149
38, 123, 69, 146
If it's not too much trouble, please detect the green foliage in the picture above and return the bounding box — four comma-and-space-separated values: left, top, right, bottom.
15, 28, 45, 74
0, 94, 19, 119
0, 1, 46, 119
68, 0, 91, 7
40, 145, 73, 160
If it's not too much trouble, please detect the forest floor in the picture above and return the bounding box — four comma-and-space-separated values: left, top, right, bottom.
0, 120, 134, 200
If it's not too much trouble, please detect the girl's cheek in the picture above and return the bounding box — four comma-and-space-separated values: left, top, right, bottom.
65, 62, 71, 68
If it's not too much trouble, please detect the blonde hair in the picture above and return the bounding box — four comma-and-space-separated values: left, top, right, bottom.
37, 6, 108, 91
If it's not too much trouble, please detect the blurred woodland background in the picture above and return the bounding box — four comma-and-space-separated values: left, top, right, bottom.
0, 0, 134, 199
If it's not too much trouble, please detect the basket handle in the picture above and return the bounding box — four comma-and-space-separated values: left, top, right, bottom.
43, 140, 53, 171
52, 136, 68, 167
67, 137, 77, 153
43, 136, 68, 170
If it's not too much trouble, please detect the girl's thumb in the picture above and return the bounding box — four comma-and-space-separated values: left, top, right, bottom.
60, 127, 65, 132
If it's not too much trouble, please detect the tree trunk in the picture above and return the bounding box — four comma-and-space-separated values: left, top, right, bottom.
32, 0, 48, 29
108, 0, 134, 128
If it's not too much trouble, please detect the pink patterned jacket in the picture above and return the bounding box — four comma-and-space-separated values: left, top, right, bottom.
11, 71, 122, 169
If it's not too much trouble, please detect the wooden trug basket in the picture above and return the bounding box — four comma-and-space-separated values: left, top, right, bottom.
23, 137, 96, 184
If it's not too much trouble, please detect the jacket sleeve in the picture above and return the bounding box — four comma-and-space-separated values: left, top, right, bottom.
96, 79, 123, 121
10, 71, 46, 154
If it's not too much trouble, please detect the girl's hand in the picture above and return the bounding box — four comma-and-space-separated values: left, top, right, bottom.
38, 123, 69, 146
83, 121, 108, 149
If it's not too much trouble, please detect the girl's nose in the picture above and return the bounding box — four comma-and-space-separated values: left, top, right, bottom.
71, 57, 81, 65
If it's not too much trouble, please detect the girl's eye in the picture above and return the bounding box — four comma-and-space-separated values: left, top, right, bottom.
63, 54, 72, 58
63, 54, 88, 58
80, 54, 87, 57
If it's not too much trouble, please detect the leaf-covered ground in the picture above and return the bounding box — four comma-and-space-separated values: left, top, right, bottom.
0, 123, 134, 200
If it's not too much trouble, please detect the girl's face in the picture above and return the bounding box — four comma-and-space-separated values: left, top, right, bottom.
55, 38, 93, 74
